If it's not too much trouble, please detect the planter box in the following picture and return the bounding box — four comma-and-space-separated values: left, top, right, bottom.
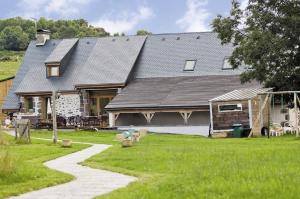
116, 134, 125, 142
139, 129, 148, 137
122, 139, 133, 147
62, 139, 72, 147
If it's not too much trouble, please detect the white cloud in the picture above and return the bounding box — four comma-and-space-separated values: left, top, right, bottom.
92, 6, 154, 35
15, 0, 92, 18
176, 0, 210, 32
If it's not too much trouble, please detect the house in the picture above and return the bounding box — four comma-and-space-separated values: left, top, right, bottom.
2, 29, 263, 136
0, 76, 14, 124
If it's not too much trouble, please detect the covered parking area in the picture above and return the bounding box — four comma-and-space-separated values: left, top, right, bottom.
105, 75, 260, 135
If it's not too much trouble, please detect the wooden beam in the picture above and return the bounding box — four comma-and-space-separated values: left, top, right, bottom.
179, 111, 193, 125
259, 91, 300, 95
109, 108, 209, 114
248, 94, 270, 137
209, 102, 214, 133
115, 113, 120, 121
142, 112, 155, 124
52, 91, 58, 144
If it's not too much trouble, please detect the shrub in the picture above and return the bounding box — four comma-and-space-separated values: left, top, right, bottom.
0, 150, 16, 176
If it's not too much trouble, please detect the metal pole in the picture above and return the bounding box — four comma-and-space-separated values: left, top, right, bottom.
295, 92, 299, 137
52, 91, 58, 143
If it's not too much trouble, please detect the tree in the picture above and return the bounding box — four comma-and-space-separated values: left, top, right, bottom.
136, 30, 152, 36
212, 0, 300, 91
0, 26, 29, 50
0, 17, 110, 50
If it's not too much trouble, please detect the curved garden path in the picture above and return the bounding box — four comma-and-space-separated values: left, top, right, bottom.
8, 137, 136, 199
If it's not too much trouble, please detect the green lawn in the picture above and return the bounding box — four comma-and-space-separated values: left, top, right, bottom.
8, 130, 300, 199
82, 133, 300, 199
0, 61, 20, 80
31, 130, 119, 144
0, 132, 88, 199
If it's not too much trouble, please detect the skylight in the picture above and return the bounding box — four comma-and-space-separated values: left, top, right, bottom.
184, 60, 196, 71
222, 58, 233, 70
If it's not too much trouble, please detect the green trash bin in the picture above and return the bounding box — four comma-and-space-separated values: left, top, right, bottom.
232, 124, 243, 138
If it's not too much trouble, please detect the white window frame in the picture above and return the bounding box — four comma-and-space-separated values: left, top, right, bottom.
218, 103, 243, 112
184, 60, 196, 71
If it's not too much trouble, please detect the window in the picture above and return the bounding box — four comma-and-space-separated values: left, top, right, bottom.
26, 97, 34, 113
47, 66, 60, 77
218, 104, 242, 112
222, 58, 233, 70
184, 60, 196, 71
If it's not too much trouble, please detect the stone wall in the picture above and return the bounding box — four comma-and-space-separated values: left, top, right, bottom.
56, 94, 81, 117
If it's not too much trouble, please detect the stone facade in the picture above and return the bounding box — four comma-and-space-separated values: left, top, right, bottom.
56, 94, 81, 117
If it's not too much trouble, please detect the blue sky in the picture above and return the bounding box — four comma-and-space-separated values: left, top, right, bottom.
0, 0, 247, 35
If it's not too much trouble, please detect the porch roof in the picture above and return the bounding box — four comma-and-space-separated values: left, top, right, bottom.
106, 75, 261, 111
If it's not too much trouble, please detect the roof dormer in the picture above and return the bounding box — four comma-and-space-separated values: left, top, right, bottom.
45, 38, 78, 78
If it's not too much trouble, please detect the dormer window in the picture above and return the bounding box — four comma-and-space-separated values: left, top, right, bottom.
44, 38, 78, 78
222, 57, 233, 70
47, 65, 60, 77
184, 60, 196, 71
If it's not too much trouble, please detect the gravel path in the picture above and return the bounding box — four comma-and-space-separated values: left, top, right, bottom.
5, 131, 136, 199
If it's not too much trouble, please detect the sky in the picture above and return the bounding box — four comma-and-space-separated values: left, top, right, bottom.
0, 0, 247, 35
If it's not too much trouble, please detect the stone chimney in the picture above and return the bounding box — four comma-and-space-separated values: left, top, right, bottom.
36, 29, 51, 46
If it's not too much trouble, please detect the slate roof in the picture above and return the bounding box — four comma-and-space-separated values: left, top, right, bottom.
3, 32, 255, 111
133, 32, 245, 78
3, 36, 146, 110
106, 75, 261, 110
210, 88, 272, 102
45, 38, 78, 64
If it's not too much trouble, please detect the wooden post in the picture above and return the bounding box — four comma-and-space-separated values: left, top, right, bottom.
142, 112, 155, 124
209, 102, 214, 134
179, 111, 192, 125
52, 91, 58, 144
294, 92, 299, 137
248, 94, 270, 137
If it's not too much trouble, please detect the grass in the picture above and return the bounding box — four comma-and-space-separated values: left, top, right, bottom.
9, 130, 300, 198
0, 132, 88, 199
81, 133, 300, 199
31, 130, 119, 145
0, 50, 23, 80
0, 61, 20, 80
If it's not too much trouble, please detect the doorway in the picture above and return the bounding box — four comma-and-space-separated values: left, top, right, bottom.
90, 96, 113, 117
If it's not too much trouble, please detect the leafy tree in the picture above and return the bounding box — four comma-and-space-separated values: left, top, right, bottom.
212, 0, 300, 91
136, 30, 152, 35
0, 17, 110, 51
0, 26, 29, 50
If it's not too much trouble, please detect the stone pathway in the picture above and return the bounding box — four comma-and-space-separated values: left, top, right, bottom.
6, 132, 137, 199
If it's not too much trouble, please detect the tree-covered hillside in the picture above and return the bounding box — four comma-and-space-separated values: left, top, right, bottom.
0, 17, 109, 51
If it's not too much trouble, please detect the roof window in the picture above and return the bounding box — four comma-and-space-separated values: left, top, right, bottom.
184, 60, 196, 71
222, 57, 233, 70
